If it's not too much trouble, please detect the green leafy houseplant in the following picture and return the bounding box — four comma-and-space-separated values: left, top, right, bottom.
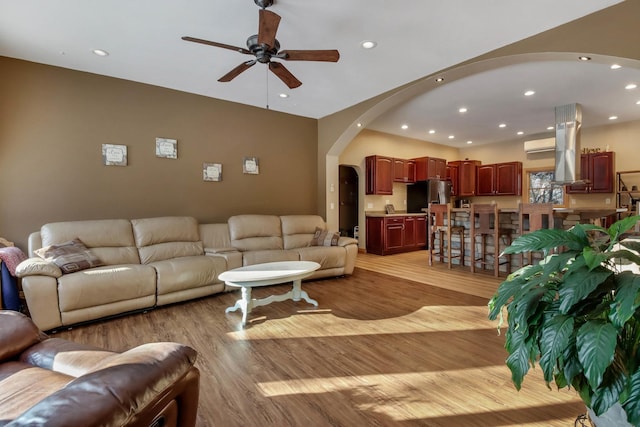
488, 215, 640, 426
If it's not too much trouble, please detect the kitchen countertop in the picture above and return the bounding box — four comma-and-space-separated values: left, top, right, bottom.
365, 211, 427, 218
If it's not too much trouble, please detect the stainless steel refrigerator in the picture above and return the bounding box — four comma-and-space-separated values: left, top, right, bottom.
406, 180, 452, 213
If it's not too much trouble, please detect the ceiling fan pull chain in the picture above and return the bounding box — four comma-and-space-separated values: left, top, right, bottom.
265, 65, 270, 110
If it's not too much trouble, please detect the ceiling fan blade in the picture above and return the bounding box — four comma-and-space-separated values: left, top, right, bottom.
218, 60, 256, 82
258, 9, 281, 48
269, 62, 302, 89
278, 49, 340, 62
182, 36, 252, 55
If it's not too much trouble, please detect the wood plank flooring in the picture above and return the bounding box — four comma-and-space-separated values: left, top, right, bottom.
56, 251, 586, 426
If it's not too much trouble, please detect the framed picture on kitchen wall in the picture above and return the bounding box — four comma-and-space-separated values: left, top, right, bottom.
243, 156, 259, 174
203, 163, 222, 182
102, 144, 127, 166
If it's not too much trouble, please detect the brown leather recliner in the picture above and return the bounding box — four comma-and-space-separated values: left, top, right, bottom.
0, 310, 199, 426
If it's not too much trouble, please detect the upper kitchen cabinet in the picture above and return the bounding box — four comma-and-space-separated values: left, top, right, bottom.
413, 156, 447, 181
365, 155, 393, 195
476, 161, 522, 196
566, 151, 614, 194
448, 160, 481, 197
393, 158, 416, 183
446, 163, 459, 196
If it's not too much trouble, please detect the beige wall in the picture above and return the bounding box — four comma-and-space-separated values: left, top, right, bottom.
0, 57, 318, 250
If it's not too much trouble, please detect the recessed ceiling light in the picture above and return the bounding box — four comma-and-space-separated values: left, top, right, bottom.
609, 116, 618, 120
361, 40, 377, 49
356, 123, 362, 127
611, 64, 622, 70
547, 126, 554, 130
92, 49, 109, 57
636, 100, 640, 105
428, 129, 435, 134
435, 77, 444, 83
401, 124, 408, 130
625, 83, 637, 90
279, 93, 289, 98
458, 107, 468, 113
578, 56, 591, 61
524, 90, 535, 96
498, 123, 507, 128
448, 135, 455, 139
517, 131, 524, 135
466, 141, 473, 144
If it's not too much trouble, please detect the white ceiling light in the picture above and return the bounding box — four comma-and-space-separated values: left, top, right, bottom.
636, 100, 640, 105
609, 116, 618, 120
498, 123, 507, 128
517, 131, 524, 135
458, 107, 468, 113
578, 56, 591, 61
360, 40, 377, 49
356, 123, 362, 127
401, 124, 408, 130
448, 135, 454, 139
611, 64, 622, 70
466, 140, 473, 144
92, 49, 109, 57
279, 93, 289, 98
428, 129, 435, 134
435, 77, 444, 83
524, 90, 535, 96
547, 126, 554, 130
625, 84, 637, 90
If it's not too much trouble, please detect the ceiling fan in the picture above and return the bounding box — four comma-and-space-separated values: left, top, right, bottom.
182, 0, 340, 89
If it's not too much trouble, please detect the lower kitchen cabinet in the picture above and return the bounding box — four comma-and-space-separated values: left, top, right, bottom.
366, 215, 427, 255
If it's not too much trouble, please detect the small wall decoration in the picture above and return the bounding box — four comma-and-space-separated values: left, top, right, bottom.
102, 144, 127, 166
203, 162, 222, 182
155, 137, 178, 159
243, 156, 259, 174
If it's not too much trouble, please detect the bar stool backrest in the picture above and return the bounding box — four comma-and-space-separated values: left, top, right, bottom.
471, 204, 498, 234
519, 203, 554, 233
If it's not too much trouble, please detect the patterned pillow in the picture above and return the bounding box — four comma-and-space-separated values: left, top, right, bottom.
310, 227, 340, 247
35, 238, 104, 274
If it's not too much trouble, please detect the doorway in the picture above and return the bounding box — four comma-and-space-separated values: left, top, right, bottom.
339, 165, 359, 238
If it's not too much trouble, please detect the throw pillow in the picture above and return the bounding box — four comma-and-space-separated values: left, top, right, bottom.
310, 227, 340, 247
35, 238, 104, 274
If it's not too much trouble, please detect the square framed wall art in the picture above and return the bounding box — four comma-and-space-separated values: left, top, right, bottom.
203, 162, 222, 182
243, 156, 259, 174
102, 144, 127, 166
155, 137, 178, 159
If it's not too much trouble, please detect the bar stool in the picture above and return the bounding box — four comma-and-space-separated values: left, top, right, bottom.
427, 203, 465, 269
469, 204, 512, 277
518, 203, 554, 267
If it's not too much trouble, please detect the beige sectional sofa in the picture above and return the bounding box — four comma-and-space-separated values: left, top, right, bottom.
17, 214, 357, 331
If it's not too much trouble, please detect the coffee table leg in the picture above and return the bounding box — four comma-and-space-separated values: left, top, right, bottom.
292, 279, 318, 307
225, 286, 252, 327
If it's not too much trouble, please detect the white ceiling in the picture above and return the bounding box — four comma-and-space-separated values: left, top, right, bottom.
0, 0, 631, 147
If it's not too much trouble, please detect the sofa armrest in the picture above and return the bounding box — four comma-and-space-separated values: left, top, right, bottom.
15, 257, 62, 278
20, 337, 116, 377
11, 342, 200, 427
0, 311, 43, 362
337, 236, 358, 247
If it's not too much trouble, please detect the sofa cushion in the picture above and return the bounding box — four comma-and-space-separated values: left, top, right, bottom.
280, 215, 327, 249
40, 220, 140, 265
241, 249, 300, 266
310, 227, 340, 247
228, 215, 283, 251
151, 256, 225, 296
35, 238, 105, 274
57, 264, 157, 312
131, 217, 204, 263
295, 246, 346, 269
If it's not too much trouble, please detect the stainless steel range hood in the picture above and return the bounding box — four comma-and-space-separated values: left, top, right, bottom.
554, 103, 583, 185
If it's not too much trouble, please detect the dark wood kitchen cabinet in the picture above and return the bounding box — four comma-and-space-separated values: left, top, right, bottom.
365, 155, 393, 195
366, 215, 427, 255
393, 158, 416, 183
566, 151, 614, 194
476, 161, 522, 196
448, 160, 481, 197
446, 163, 459, 196
413, 156, 447, 181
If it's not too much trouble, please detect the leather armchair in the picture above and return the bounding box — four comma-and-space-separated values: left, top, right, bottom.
0, 310, 199, 426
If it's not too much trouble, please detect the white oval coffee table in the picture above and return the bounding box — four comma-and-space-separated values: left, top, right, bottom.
219, 261, 321, 327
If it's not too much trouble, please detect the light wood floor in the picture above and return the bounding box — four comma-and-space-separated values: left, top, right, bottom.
56, 251, 585, 426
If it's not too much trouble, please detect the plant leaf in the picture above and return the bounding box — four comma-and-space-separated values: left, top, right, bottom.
583, 246, 609, 271
558, 265, 612, 314
610, 272, 640, 328
503, 228, 585, 254
488, 270, 539, 320
505, 334, 531, 391
609, 215, 640, 242
619, 238, 640, 254
590, 358, 627, 416
623, 369, 640, 425
577, 320, 617, 390
539, 315, 574, 383
606, 249, 640, 268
